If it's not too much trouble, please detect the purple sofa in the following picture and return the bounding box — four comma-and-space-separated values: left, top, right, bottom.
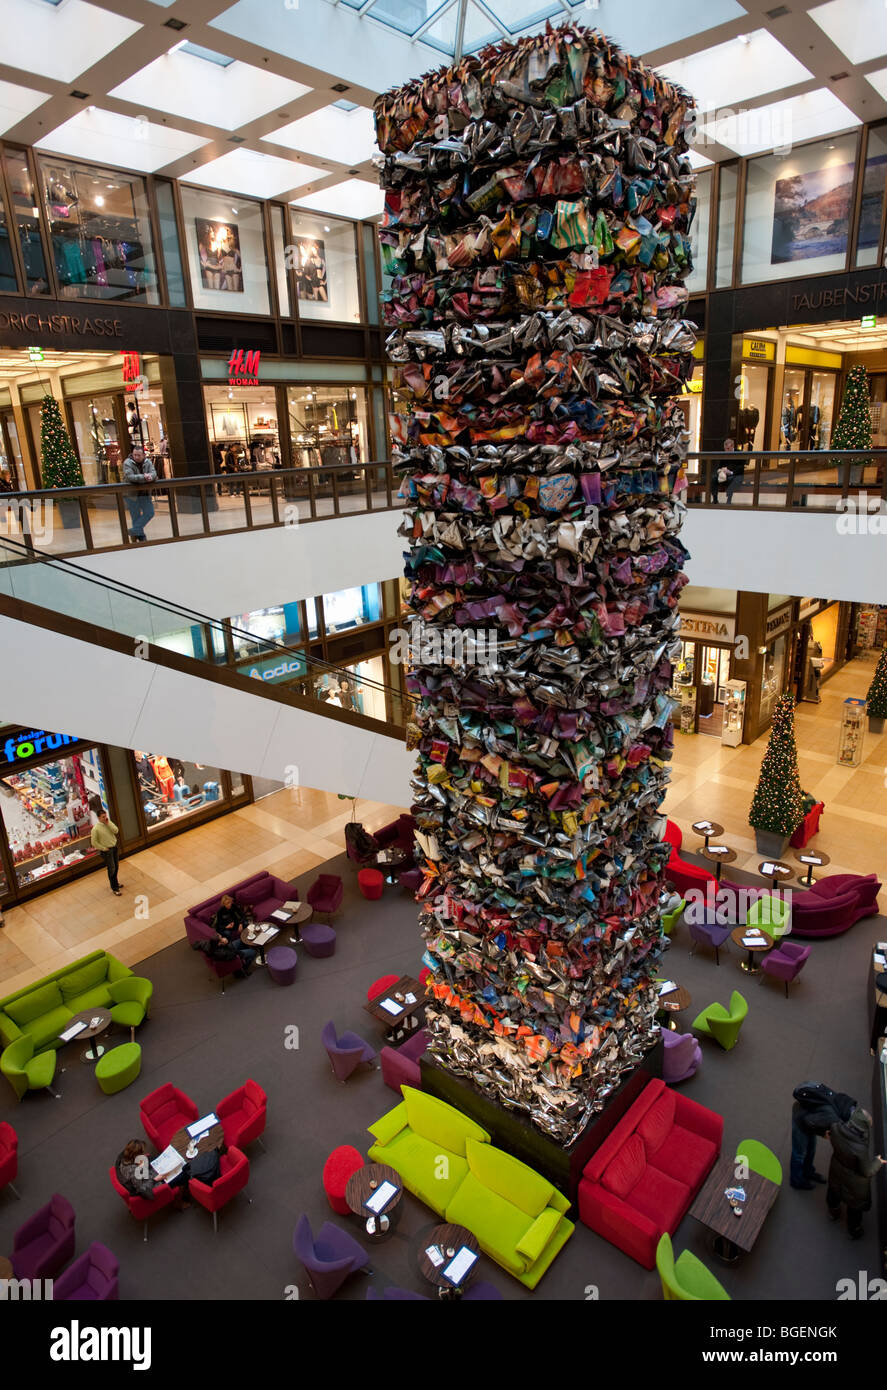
53, 1241, 119, 1300
184, 872, 296, 947
12, 1194, 76, 1280
791, 873, 881, 939
380, 1028, 428, 1094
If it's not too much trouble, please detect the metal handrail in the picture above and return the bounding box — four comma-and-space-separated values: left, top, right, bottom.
684, 448, 887, 510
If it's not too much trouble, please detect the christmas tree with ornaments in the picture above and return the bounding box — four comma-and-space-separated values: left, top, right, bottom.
832, 364, 872, 457
749, 693, 805, 836
39, 395, 84, 489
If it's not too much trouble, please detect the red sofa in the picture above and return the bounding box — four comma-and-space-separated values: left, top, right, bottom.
791, 873, 881, 938
790, 801, 824, 849
184, 871, 296, 947
662, 820, 717, 897
577, 1078, 723, 1269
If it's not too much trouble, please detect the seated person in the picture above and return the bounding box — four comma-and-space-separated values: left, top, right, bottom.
211, 893, 258, 975
660, 884, 683, 916
116, 1138, 191, 1209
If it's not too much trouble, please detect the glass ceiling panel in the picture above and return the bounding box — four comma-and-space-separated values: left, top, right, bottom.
481, 0, 564, 35
423, 0, 506, 54
369, 0, 450, 37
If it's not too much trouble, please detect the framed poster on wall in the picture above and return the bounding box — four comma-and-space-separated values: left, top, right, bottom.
292, 236, 329, 303
195, 218, 243, 293
771, 164, 854, 265
210, 403, 247, 441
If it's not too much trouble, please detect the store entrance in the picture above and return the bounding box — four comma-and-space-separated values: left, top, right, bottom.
674, 640, 733, 737
779, 367, 837, 450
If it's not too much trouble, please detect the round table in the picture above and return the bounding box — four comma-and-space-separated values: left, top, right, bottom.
0, 1255, 13, 1280
419, 1223, 480, 1299
288, 901, 313, 944
345, 1162, 403, 1240
795, 849, 830, 888
375, 849, 408, 885
758, 860, 793, 885
66, 1007, 112, 1063
692, 820, 724, 851
703, 846, 737, 882
169, 1121, 225, 1162
658, 984, 691, 1030
730, 926, 774, 974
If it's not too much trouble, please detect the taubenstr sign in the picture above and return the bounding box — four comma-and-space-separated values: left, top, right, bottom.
791, 279, 887, 314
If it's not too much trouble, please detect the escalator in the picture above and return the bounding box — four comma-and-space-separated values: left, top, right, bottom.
0, 538, 413, 806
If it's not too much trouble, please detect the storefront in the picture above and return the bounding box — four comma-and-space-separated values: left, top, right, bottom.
673, 597, 738, 739
792, 598, 852, 704
0, 724, 252, 906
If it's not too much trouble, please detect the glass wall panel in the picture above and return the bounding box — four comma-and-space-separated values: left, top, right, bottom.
289, 210, 360, 322
779, 368, 806, 449
2, 150, 50, 294
742, 134, 859, 285
857, 125, 887, 268
39, 158, 159, 303
134, 751, 227, 831
271, 203, 291, 317
67, 394, 123, 484
1, 744, 109, 889
229, 604, 302, 659
154, 179, 187, 307
686, 168, 712, 294
204, 385, 282, 475
808, 371, 836, 450
715, 164, 737, 288
285, 385, 369, 466
736, 363, 769, 450
180, 186, 270, 315
322, 583, 382, 633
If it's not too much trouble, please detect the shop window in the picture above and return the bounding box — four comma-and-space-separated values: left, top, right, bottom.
134, 751, 226, 832
1, 151, 50, 295
180, 186, 271, 316
362, 223, 380, 324
735, 362, 769, 451
741, 133, 859, 285
229, 604, 301, 659
675, 364, 703, 454
0, 181, 20, 293
288, 211, 360, 323
323, 584, 382, 634
286, 384, 370, 467
0, 743, 109, 890
154, 180, 187, 308
685, 168, 712, 295
67, 394, 123, 485
271, 204, 291, 317
39, 158, 159, 304
204, 384, 281, 476
715, 164, 737, 288
311, 656, 386, 720
760, 634, 787, 725
856, 125, 887, 268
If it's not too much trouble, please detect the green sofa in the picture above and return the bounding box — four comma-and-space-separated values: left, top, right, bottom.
368, 1087, 574, 1289
0, 951, 153, 1057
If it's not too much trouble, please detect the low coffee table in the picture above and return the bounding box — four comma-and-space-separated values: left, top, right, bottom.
730, 925, 774, 974
692, 820, 724, 851
63, 1008, 112, 1064
345, 1162, 402, 1240
287, 902, 313, 944
690, 1153, 779, 1262
795, 848, 830, 888
703, 845, 736, 882
364, 974, 426, 1043
243, 923, 280, 966
657, 983, 691, 1030
170, 1119, 224, 1162
419, 1223, 480, 1299
375, 848, 408, 885
758, 859, 793, 885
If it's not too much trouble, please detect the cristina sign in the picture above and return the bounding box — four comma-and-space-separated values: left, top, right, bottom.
1, 730, 79, 771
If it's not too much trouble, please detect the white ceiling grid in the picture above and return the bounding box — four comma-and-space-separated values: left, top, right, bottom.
0, 0, 883, 217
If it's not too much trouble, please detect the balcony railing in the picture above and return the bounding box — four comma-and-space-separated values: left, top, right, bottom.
685, 450, 887, 511
0, 460, 398, 558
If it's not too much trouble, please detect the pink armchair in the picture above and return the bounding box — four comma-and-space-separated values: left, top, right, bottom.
307, 874, 343, 922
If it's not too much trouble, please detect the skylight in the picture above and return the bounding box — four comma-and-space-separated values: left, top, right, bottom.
177, 41, 236, 68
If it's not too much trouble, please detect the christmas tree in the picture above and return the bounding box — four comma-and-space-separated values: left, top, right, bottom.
748, 693, 805, 836
39, 395, 84, 489
867, 645, 887, 719
832, 364, 871, 479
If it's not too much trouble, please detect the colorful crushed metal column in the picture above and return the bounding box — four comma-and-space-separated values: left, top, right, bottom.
375, 24, 697, 1145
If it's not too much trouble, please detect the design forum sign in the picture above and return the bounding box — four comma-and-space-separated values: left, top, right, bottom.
1, 729, 79, 773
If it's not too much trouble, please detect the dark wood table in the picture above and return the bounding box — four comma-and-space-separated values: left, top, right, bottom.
345, 1162, 403, 1240
63, 1007, 112, 1063
242, 922, 280, 966
730, 925, 774, 974
375, 848, 408, 884
170, 1119, 225, 1162
657, 983, 691, 1030
287, 901, 313, 943
364, 974, 426, 1042
692, 820, 724, 851
419, 1223, 480, 1298
758, 859, 793, 884
795, 848, 830, 888
689, 1154, 779, 1261
703, 845, 736, 881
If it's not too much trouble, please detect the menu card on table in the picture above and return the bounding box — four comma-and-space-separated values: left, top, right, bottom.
58, 1020, 87, 1041
657, 981, 678, 997
187, 1113, 218, 1139
365, 1181, 398, 1213
379, 998, 403, 1017
707, 844, 728, 855
693, 822, 713, 833
443, 1247, 478, 1285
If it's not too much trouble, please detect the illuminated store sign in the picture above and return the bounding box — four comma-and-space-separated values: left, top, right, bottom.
236, 653, 306, 685
1, 729, 79, 771
227, 349, 261, 386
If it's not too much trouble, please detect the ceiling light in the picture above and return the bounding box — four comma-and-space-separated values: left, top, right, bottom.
164, 18, 188, 31
69, 90, 89, 101
324, 225, 331, 232
232, 207, 238, 214
94, 195, 104, 206
738, 34, 750, 45
766, 4, 789, 15
331, 83, 350, 93
830, 72, 849, 81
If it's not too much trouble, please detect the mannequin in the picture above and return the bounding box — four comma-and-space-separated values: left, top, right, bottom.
736, 404, 759, 451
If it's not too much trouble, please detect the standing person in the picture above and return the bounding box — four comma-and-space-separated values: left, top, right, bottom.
792, 1081, 856, 1189
91, 810, 124, 897
826, 1108, 886, 1239
122, 446, 156, 543
809, 639, 825, 702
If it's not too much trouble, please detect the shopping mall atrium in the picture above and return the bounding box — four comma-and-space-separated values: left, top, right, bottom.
0, 0, 886, 1342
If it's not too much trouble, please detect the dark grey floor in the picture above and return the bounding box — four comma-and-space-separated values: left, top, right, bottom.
1, 851, 883, 1302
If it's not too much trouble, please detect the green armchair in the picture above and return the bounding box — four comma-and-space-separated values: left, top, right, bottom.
691, 990, 748, 1051
735, 1138, 783, 1185
656, 1233, 730, 1301
108, 977, 153, 1042
1, 1036, 60, 1102
661, 898, 686, 937
748, 894, 791, 939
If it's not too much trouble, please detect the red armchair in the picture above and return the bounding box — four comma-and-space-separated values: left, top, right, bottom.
0, 1121, 20, 1199
139, 1083, 199, 1151
109, 1166, 177, 1242
217, 1079, 267, 1151
189, 1146, 250, 1232
578, 1078, 723, 1269
307, 873, 344, 922
790, 801, 824, 849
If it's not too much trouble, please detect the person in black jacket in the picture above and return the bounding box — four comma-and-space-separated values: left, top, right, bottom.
826, 1108, 886, 1238
211, 894, 257, 975
791, 1081, 856, 1189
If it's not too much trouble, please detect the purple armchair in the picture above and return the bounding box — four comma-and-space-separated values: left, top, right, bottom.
307, 874, 344, 922
12, 1194, 76, 1280
660, 1027, 702, 1083
53, 1242, 119, 1301
380, 1028, 428, 1094
760, 940, 811, 997
293, 1213, 369, 1299
688, 918, 733, 965
373, 815, 417, 868
321, 1021, 376, 1083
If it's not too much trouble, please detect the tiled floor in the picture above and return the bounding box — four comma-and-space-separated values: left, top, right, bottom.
0, 649, 884, 993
